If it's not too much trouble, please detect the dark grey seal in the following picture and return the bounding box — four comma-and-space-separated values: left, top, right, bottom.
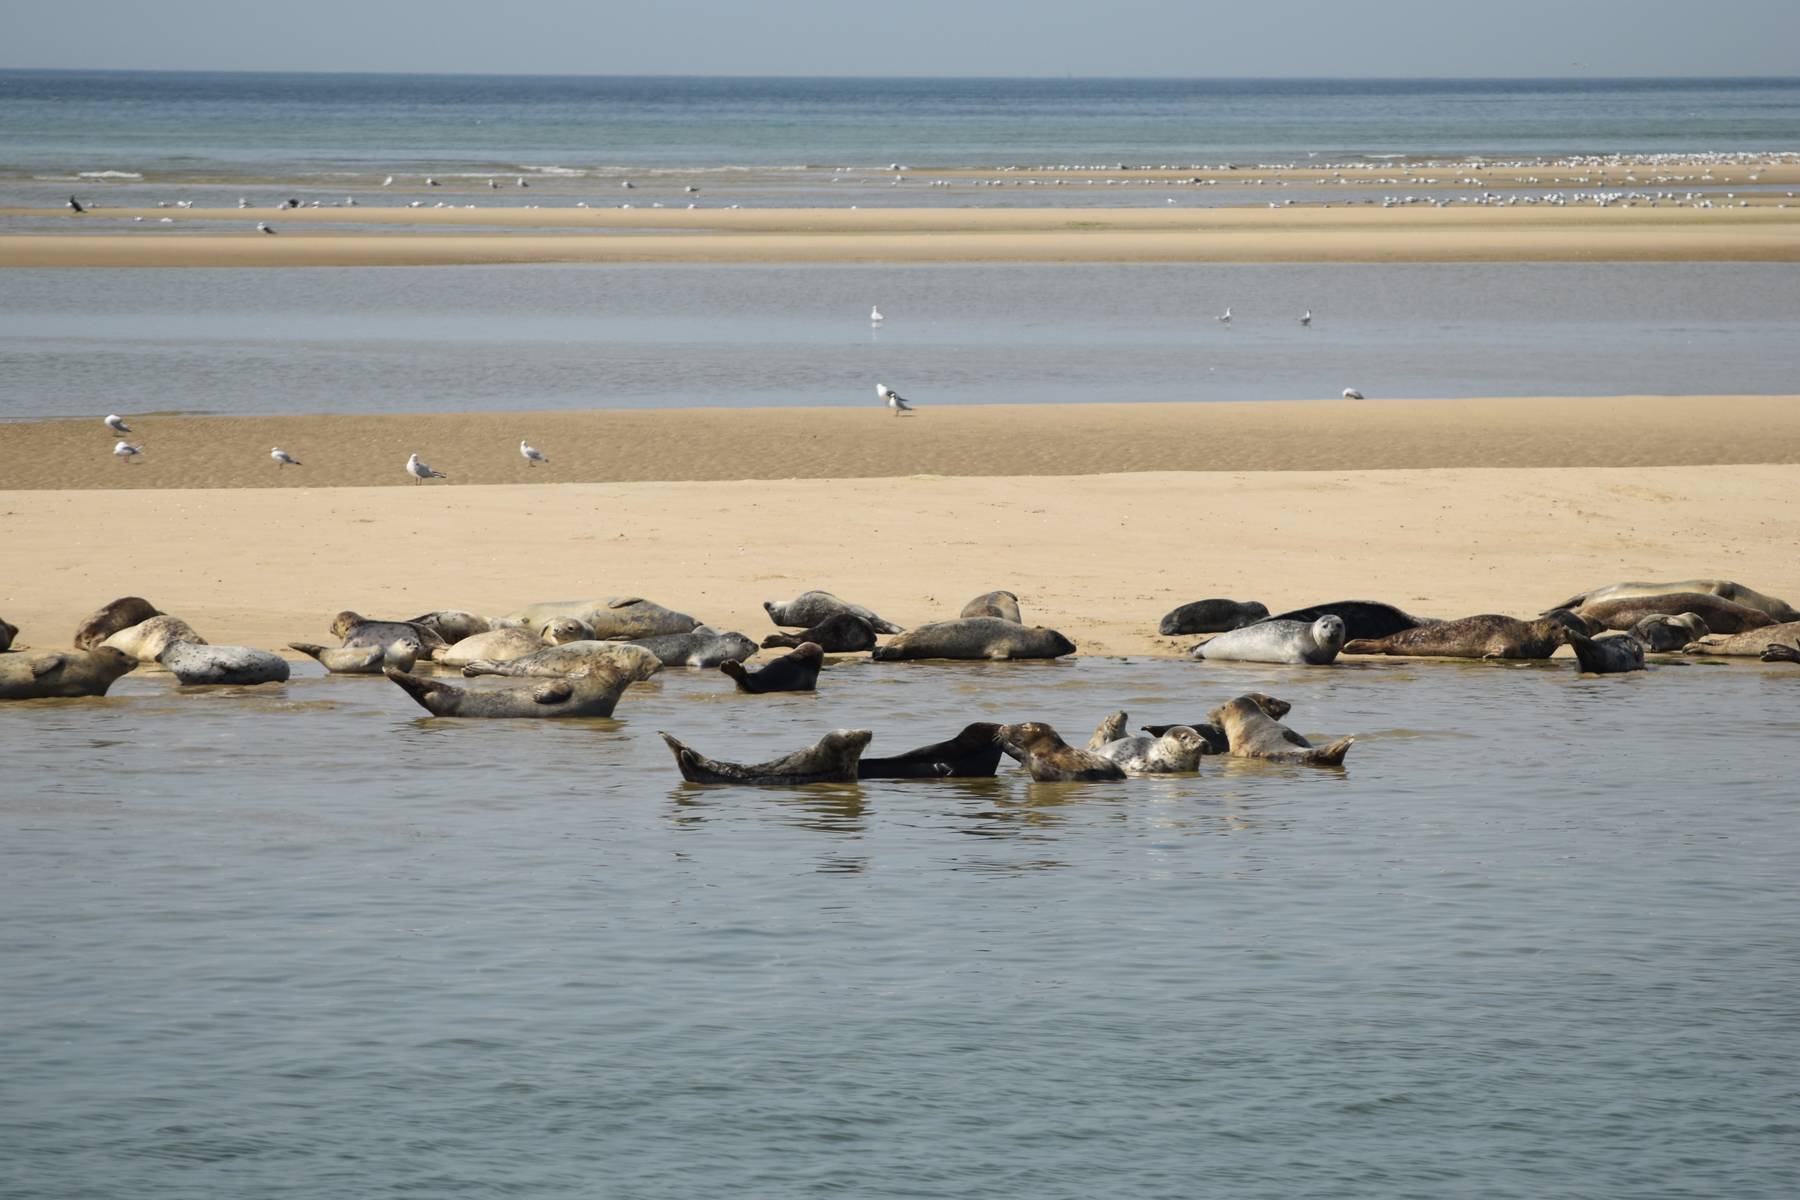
856, 723, 1004, 779
660, 728, 873, 784
763, 591, 904, 635
761, 612, 878, 652
625, 626, 758, 668
721, 643, 824, 693
0, 646, 138, 700
870, 618, 1075, 662
959, 590, 1022, 623
1567, 630, 1646, 675
1158, 598, 1268, 636
73, 596, 160, 650
1260, 600, 1429, 643
386, 664, 639, 718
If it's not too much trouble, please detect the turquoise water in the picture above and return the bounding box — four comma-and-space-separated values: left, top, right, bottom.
3, 654, 1798, 1197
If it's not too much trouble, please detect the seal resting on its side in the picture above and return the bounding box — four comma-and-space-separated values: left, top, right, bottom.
502, 597, 699, 640
460, 641, 662, 681
1085, 712, 1206, 774
159, 641, 290, 685
1548, 579, 1798, 624
1630, 613, 1710, 652
760, 612, 878, 652
1190, 615, 1345, 665
1574, 593, 1773, 635
1259, 600, 1429, 643
856, 723, 1004, 779
73, 596, 160, 649
721, 642, 823, 693
1682, 619, 1800, 657
385, 664, 639, 718
624, 626, 758, 667
0, 646, 137, 700
959, 590, 1022, 623
1142, 693, 1292, 753
1342, 614, 1574, 660
1158, 598, 1269, 636
101, 615, 206, 662
406, 610, 491, 643
0, 616, 16, 652
763, 591, 904, 635
995, 722, 1125, 782
660, 728, 873, 784
870, 618, 1075, 662
433, 627, 546, 667
1207, 696, 1354, 765
1566, 630, 1646, 675
332, 612, 449, 657
289, 641, 418, 674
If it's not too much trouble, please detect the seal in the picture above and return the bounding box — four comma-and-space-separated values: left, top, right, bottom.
1157, 598, 1269, 636
994, 721, 1125, 781
1260, 600, 1429, 643
159, 640, 291, 685
959, 590, 1023, 623
1761, 640, 1800, 664
1548, 579, 1798, 623
856, 722, 1004, 779
503, 597, 698, 640
626, 626, 759, 668
869, 618, 1075, 662
763, 591, 904, 635
406, 610, 491, 643
1085, 712, 1207, 774
660, 728, 873, 784
1566, 630, 1646, 675
331, 612, 449, 657
537, 617, 592, 644
0, 616, 16, 653
1681, 619, 1800, 657
73, 597, 161, 649
385, 664, 639, 718
1630, 613, 1710, 652
460, 640, 662, 681
761, 612, 878, 653
1342, 614, 1573, 660
1190, 615, 1345, 665
721, 643, 823, 693
433, 627, 546, 668
289, 641, 419, 674
101, 614, 206, 662
1142, 693, 1292, 753
1573, 593, 1773, 635
1206, 695, 1354, 765
0, 646, 138, 700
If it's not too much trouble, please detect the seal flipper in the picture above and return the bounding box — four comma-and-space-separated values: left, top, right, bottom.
1087, 710, 1127, 750
1311, 737, 1354, 766
720, 659, 753, 691
532, 679, 575, 704
1340, 638, 1384, 655
1761, 642, 1800, 663
384, 666, 449, 714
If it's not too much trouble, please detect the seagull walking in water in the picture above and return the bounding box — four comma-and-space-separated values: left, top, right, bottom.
1216, 307, 1232, 325
271, 447, 301, 468
1342, 387, 1364, 400
114, 440, 142, 463
876, 383, 913, 416
1300, 310, 1312, 327
870, 305, 884, 323
68, 196, 86, 214
406, 453, 448, 484
520, 440, 549, 467
256, 222, 276, 235
104, 414, 132, 434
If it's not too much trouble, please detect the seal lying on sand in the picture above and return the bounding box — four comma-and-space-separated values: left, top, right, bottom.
764, 591, 904, 635
624, 626, 757, 668
660, 728, 873, 784
960, 590, 1022, 623
0, 646, 137, 700
1190, 615, 1345, 665
722, 643, 823, 693
856, 723, 1004, 779
433, 627, 546, 667
1142, 693, 1291, 753
407, 610, 491, 643
1158, 598, 1268, 636
1343, 614, 1574, 660
761, 612, 878, 653
73, 597, 160, 650
503, 597, 699, 640
1631, 613, 1710, 652
289, 641, 418, 674
332, 612, 449, 657
101, 615, 206, 662
1085, 712, 1206, 774
1574, 593, 1773, 635
159, 641, 290, 685
0, 616, 16, 652
386, 665, 639, 718
1260, 600, 1428, 643
1567, 630, 1646, 675
1549, 579, 1798, 623
995, 722, 1125, 782
460, 641, 662, 680
1681, 619, 1800, 657
1207, 696, 1354, 765
870, 618, 1075, 662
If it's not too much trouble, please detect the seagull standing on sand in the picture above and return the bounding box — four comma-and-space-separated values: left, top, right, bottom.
114, 440, 142, 463
1216, 307, 1232, 325
876, 383, 913, 416
870, 305, 884, 323
68, 196, 86, 214
104, 414, 132, 434
406, 453, 447, 484
520, 440, 549, 467
271, 447, 301, 468
1300, 310, 1312, 327
257, 222, 276, 234
1342, 387, 1364, 400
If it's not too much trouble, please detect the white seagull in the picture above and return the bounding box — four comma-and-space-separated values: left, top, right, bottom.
870, 305, 884, 323
1300, 310, 1312, 327
1342, 387, 1365, 400
1216, 307, 1232, 324
520, 440, 549, 467
104, 414, 132, 434
114, 440, 143, 463
382, 176, 395, 186
257, 222, 276, 235
876, 383, 913, 416
406, 453, 447, 484
271, 446, 301, 468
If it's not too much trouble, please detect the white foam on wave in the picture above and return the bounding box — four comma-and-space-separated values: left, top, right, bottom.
514, 165, 587, 176
77, 170, 144, 180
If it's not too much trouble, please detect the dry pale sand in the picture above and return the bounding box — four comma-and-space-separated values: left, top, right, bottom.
8, 397, 1800, 491
2, 464, 1794, 662
4, 204, 1798, 266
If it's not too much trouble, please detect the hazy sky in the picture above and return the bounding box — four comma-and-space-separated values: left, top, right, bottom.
5, 0, 1797, 77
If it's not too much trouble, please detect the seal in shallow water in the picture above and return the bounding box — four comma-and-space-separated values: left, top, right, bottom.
1342, 614, 1573, 660
1574, 592, 1773, 635
763, 591, 904, 635
0, 646, 137, 700
1259, 600, 1428, 643
331, 612, 448, 657
1206, 695, 1354, 765
994, 721, 1125, 782
386, 664, 638, 718
73, 596, 160, 649
1548, 579, 1798, 623
870, 617, 1075, 662
1085, 713, 1206, 774
1157, 598, 1268, 636
761, 612, 878, 653
856, 723, 1004, 779
159, 640, 290, 685
721, 643, 823, 693
959, 590, 1023, 623
1190, 615, 1345, 665
660, 728, 873, 784
1566, 629, 1646, 675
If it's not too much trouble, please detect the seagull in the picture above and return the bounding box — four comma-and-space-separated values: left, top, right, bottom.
104, 414, 132, 434
406, 453, 447, 484
1300, 310, 1312, 327
1342, 387, 1364, 400
426, 177, 439, 187
520, 440, 549, 467
256, 222, 276, 234
1216, 307, 1232, 324
876, 383, 913, 416
114, 440, 142, 462
382, 176, 395, 186
870, 305, 884, 323
271, 446, 301, 468
68, 196, 86, 214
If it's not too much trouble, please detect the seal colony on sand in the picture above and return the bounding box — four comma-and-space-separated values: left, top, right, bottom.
661, 728, 873, 784
1207, 695, 1355, 765
1190, 615, 1345, 665
1573, 592, 1774, 635
761, 612, 879, 652
1342, 614, 1574, 660
1158, 598, 1268, 636
856, 723, 1004, 779
721, 643, 824, 693
1682, 619, 1800, 656
1549, 579, 1798, 624
871, 618, 1075, 661
0, 646, 138, 700
995, 722, 1126, 782
764, 591, 904, 635
386, 665, 640, 718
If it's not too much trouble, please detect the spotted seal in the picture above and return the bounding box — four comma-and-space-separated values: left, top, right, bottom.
433, 627, 546, 667
1206, 696, 1354, 765
761, 612, 878, 652
159, 641, 291, 685
995, 721, 1125, 782
460, 641, 663, 680
1085, 712, 1206, 774
1630, 613, 1710, 652
1549, 579, 1798, 624
625, 626, 758, 668
331, 612, 449, 657
959, 590, 1023, 623
502, 597, 699, 640
1681, 619, 1800, 657
1157, 598, 1269, 636
289, 641, 419, 674
1342, 614, 1575, 660
406, 610, 492, 643
0, 646, 138, 700
660, 728, 873, 784
1566, 630, 1646, 675
1574, 593, 1773, 635
101, 614, 206, 662
1190, 615, 1345, 665
856, 723, 1004, 779
386, 664, 640, 718
870, 618, 1075, 662
763, 591, 904, 635
721, 643, 823, 693
73, 596, 160, 650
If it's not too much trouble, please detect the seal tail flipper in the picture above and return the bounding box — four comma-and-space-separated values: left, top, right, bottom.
658, 731, 713, 783
1340, 639, 1384, 655
384, 667, 443, 711
760, 632, 798, 649
1761, 642, 1800, 663
1543, 592, 1586, 615
720, 660, 752, 691
1312, 736, 1355, 766
287, 642, 326, 662
1565, 629, 1604, 672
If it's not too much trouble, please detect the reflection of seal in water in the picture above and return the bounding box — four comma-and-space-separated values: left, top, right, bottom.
1260, 600, 1428, 643
1190, 616, 1345, 665
1086, 712, 1206, 774
996, 722, 1125, 781
502, 597, 698, 640
289, 641, 418, 673
1207, 695, 1354, 765
870, 618, 1075, 662
1158, 598, 1268, 636
1629, 613, 1708, 652
1343, 614, 1573, 660
763, 591, 904, 635
460, 641, 663, 680
625, 626, 758, 667
0, 616, 16, 652
73, 596, 161, 650
0, 646, 138, 700
721, 642, 823, 693
1682, 619, 1800, 657
101, 615, 206, 662
433, 627, 546, 667
1574, 593, 1774, 635
761, 612, 878, 652
386, 664, 639, 718
1549, 579, 1798, 624
1567, 629, 1646, 675
857, 723, 1004, 779
407, 610, 491, 643
1143, 692, 1291, 752
159, 640, 291, 685
660, 728, 872, 784
332, 612, 449, 657
960, 590, 1022, 623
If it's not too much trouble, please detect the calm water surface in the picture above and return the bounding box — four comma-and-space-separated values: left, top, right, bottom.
3, 655, 1797, 1197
